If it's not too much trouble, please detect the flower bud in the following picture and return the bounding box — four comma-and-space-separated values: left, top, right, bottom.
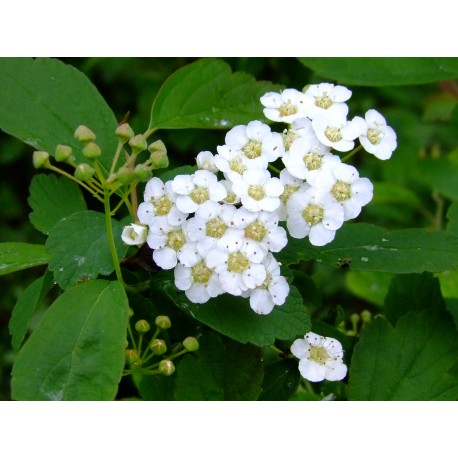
155, 315, 171, 330
74, 125, 96, 143
116, 166, 135, 185
135, 319, 151, 334
74, 163, 95, 181
183, 336, 199, 352
125, 349, 140, 365
32, 150, 50, 169
82, 141, 102, 159
134, 163, 152, 182
128, 134, 147, 154
115, 123, 135, 144
158, 359, 175, 376
149, 339, 167, 355
55, 144, 73, 162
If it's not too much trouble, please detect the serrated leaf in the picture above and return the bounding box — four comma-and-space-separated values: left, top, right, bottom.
259, 359, 300, 401
0, 242, 49, 275
298, 57, 458, 86
46, 210, 128, 289
28, 174, 87, 235
149, 58, 283, 130
348, 311, 458, 400
11, 280, 129, 400
162, 279, 311, 347
277, 223, 458, 274
0, 58, 118, 174
9, 270, 54, 352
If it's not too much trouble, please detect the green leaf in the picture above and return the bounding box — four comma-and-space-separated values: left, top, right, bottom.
28, 174, 87, 235
11, 280, 129, 400
175, 331, 263, 401
346, 271, 393, 307
9, 270, 54, 352
298, 57, 458, 86
278, 223, 458, 274
0, 58, 118, 173
384, 273, 446, 324
149, 58, 282, 130
259, 359, 300, 401
46, 210, 128, 289
163, 279, 311, 347
348, 311, 458, 400
0, 242, 50, 276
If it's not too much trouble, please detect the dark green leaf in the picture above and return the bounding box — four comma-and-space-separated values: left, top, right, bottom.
0, 242, 49, 276
298, 57, 458, 86
11, 280, 129, 400
46, 210, 128, 289
0, 58, 119, 174
259, 359, 300, 401
348, 311, 458, 400
28, 174, 87, 235
149, 58, 282, 130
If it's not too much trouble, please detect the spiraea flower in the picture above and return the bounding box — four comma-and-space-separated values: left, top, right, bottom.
290, 332, 347, 382
260, 88, 308, 124
121, 223, 147, 246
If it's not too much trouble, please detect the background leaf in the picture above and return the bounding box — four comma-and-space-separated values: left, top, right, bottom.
46, 210, 128, 289
149, 58, 283, 130
298, 57, 458, 86
0, 242, 49, 275
11, 280, 129, 400
28, 173, 87, 235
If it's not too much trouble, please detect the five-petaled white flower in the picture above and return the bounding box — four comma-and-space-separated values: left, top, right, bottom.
290, 332, 347, 382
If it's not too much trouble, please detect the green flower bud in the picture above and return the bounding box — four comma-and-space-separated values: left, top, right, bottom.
116, 166, 135, 185
149, 339, 167, 355
55, 144, 73, 162
32, 150, 50, 169
155, 315, 171, 330
134, 163, 152, 182
125, 349, 140, 365
74, 163, 95, 181
82, 141, 102, 159
74, 125, 96, 143
115, 123, 135, 144
182, 336, 199, 352
135, 319, 151, 334
158, 359, 175, 376
128, 134, 147, 154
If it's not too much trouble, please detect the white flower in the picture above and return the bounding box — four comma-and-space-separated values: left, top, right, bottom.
358, 109, 397, 160
121, 223, 147, 246
231, 169, 284, 212
137, 177, 187, 227
291, 332, 347, 382
245, 253, 290, 315
302, 83, 352, 119
260, 88, 308, 123
171, 170, 227, 213
312, 104, 366, 152
308, 163, 374, 221
196, 151, 218, 173
286, 187, 344, 246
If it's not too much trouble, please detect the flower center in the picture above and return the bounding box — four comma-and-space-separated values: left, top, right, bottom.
282, 129, 299, 151
303, 152, 323, 171
309, 345, 330, 365
324, 127, 342, 143
248, 185, 266, 201
243, 140, 262, 159
367, 127, 384, 145
227, 252, 250, 273
302, 204, 324, 226
191, 260, 212, 284
190, 186, 209, 204
331, 181, 352, 202
279, 100, 298, 117
245, 221, 268, 242
229, 157, 246, 175
206, 218, 227, 238
153, 196, 173, 216
280, 184, 300, 204
315, 93, 333, 109
166, 229, 186, 251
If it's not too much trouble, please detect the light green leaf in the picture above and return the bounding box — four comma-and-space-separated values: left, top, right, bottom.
149, 58, 282, 130
259, 359, 300, 401
28, 174, 87, 235
298, 57, 458, 86
46, 210, 128, 289
0, 242, 49, 276
348, 311, 458, 400
0, 58, 118, 173
11, 280, 129, 400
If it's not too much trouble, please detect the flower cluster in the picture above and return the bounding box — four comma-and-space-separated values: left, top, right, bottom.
122, 82, 397, 314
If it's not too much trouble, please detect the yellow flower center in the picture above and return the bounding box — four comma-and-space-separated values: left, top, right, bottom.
243, 140, 262, 159
324, 127, 342, 143
245, 221, 267, 242
331, 181, 351, 202
206, 218, 227, 238
227, 252, 250, 273
248, 185, 266, 201
191, 261, 212, 284
303, 204, 324, 226
190, 186, 209, 204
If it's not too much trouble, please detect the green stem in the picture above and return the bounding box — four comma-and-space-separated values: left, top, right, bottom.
341, 144, 363, 162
